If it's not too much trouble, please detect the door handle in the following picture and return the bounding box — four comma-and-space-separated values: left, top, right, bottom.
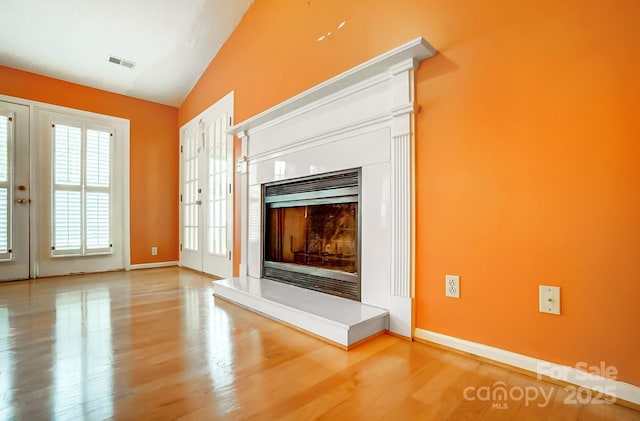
195, 200, 202, 205
16, 198, 28, 205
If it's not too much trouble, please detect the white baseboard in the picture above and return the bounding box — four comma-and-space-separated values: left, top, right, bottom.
414, 328, 640, 406
129, 261, 179, 270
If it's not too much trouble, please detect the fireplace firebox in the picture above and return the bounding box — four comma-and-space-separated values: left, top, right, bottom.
263, 169, 361, 300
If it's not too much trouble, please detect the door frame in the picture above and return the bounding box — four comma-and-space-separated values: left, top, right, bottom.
179, 91, 234, 278
0, 94, 131, 278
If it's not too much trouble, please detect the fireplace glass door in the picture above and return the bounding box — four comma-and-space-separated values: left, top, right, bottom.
265, 203, 357, 272
262, 169, 361, 300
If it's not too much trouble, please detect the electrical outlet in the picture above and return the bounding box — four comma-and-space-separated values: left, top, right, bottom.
539, 285, 560, 315
445, 274, 460, 298
151, 246, 158, 256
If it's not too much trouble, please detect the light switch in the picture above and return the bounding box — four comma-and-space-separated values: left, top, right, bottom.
539, 285, 560, 315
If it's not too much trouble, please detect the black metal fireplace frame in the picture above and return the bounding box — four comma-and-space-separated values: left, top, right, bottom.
262, 168, 362, 301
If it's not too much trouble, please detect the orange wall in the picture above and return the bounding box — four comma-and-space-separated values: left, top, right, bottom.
180, 0, 640, 385
0, 66, 179, 265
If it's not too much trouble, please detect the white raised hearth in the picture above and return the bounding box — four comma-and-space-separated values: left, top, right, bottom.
215, 277, 389, 347
213, 37, 436, 347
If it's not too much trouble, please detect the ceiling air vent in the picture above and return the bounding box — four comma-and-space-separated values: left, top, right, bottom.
108, 55, 136, 69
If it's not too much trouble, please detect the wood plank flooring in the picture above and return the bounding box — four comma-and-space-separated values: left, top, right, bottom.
0, 267, 638, 420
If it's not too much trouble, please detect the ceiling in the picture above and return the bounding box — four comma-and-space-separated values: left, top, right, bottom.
0, 0, 254, 107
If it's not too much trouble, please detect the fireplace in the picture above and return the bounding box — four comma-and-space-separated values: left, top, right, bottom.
215, 38, 437, 342
263, 169, 361, 300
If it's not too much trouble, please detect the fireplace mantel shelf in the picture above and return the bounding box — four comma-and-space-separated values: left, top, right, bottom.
229, 37, 436, 136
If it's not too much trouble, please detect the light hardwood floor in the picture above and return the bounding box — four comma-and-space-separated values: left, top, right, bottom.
0, 267, 637, 420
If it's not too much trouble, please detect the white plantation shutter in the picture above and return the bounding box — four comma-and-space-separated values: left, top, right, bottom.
54, 190, 81, 249
52, 123, 112, 256
85, 129, 111, 250
54, 125, 81, 185
86, 192, 109, 248
86, 130, 110, 187
0, 113, 12, 259
53, 125, 82, 253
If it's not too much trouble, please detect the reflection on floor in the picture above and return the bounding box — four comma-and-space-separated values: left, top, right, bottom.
0, 267, 637, 420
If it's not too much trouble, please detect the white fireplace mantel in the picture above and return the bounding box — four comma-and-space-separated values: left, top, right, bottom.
218, 37, 436, 343
231, 37, 435, 136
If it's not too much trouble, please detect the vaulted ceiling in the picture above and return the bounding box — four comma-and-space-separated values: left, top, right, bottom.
0, 0, 254, 106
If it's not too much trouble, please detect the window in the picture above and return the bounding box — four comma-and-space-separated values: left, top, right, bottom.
0, 112, 12, 260
52, 123, 112, 256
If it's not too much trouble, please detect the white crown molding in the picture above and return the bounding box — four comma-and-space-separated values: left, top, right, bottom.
414, 328, 640, 406
391, 103, 418, 118
389, 58, 421, 76
229, 37, 436, 136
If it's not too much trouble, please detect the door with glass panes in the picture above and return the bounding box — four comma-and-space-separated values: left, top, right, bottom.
0, 101, 29, 281
180, 92, 233, 278
35, 109, 125, 277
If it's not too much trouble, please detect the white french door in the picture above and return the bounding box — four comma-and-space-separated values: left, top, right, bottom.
0, 95, 129, 281
180, 122, 201, 271
180, 92, 234, 278
0, 101, 29, 281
